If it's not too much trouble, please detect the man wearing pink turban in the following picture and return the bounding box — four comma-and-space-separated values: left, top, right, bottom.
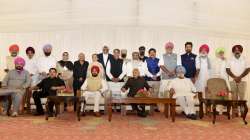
226, 45, 250, 104
4, 44, 20, 73
194, 44, 211, 96
159, 42, 181, 96
1, 57, 31, 117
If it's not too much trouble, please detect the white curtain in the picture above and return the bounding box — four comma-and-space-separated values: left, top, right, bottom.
0, 0, 250, 103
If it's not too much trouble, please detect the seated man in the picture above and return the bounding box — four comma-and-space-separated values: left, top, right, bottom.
1, 57, 31, 117
81, 66, 108, 117
168, 66, 197, 120
121, 68, 152, 117
30, 68, 65, 116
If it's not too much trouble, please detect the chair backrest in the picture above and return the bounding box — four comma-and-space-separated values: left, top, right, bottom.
206, 78, 229, 99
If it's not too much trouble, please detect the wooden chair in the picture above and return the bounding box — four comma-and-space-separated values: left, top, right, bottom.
204, 78, 230, 115
78, 89, 111, 114
0, 81, 12, 116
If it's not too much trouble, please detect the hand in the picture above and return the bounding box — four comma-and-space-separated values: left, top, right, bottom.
121, 88, 126, 93
152, 76, 157, 80
51, 86, 57, 90
79, 78, 83, 82
112, 78, 118, 82
148, 88, 153, 93
234, 77, 241, 83
191, 78, 196, 84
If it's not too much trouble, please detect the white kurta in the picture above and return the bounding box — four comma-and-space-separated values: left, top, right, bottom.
211, 58, 230, 90
24, 57, 40, 86
126, 60, 147, 77
195, 57, 210, 93
36, 56, 57, 73
168, 78, 197, 115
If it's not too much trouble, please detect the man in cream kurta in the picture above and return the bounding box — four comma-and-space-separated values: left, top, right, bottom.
168, 66, 197, 120
36, 44, 57, 80
81, 65, 108, 117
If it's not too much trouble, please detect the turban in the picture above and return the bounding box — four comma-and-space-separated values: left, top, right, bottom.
176, 65, 186, 75
215, 47, 225, 54
14, 57, 25, 67
199, 44, 209, 53
26, 46, 35, 54
91, 65, 100, 73
232, 45, 243, 53
9, 44, 19, 52
43, 44, 52, 51
165, 42, 174, 49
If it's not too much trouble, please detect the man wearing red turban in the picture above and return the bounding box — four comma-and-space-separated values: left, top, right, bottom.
1, 56, 31, 117
226, 45, 250, 104
81, 65, 108, 117
194, 44, 211, 96
4, 44, 20, 72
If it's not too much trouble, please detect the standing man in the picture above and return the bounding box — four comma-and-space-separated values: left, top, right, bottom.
159, 42, 180, 97
195, 44, 211, 96
36, 44, 57, 80
57, 52, 74, 91
145, 48, 161, 81
139, 46, 148, 62
73, 53, 89, 111
226, 45, 250, 100
106, 49, 126, 82
126, 52, 148, 77
5, 44, 20, 73
1, 57, 31, 117
181, 42, 197, 83
97, 46, 113, 74
24, 47, 39, 86
211, 47, 230, 88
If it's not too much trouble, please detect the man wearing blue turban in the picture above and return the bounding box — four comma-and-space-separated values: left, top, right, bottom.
168, 65, 197, 120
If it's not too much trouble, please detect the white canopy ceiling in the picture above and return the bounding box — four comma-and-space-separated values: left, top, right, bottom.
0, 0, 250, 35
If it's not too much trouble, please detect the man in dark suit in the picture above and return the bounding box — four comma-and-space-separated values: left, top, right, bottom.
97, 46, 113, 77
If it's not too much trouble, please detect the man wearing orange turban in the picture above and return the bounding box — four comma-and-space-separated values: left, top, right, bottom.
194, 44, 211, 96
81, 65, 108, 117
4, 44, 20, 73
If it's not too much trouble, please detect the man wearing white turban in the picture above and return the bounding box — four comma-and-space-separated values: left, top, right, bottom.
36, 44, 57, 80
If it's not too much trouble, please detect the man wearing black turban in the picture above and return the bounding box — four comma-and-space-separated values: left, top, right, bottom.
226, 45, 250, 116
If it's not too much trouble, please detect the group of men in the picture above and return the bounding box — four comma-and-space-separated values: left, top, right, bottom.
0, 42, 249, 119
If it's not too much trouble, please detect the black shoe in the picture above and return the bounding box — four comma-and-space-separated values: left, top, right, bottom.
190, 114, 197, 120
48, 113, 53, 117
137, 111, 148, 118
33, 112, 44, 116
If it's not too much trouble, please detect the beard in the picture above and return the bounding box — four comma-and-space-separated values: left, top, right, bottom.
92, 73, 98, 77
15, 66, 23, 71
44, 52, 51, 56
121, 54, 127, 58
139, 51, 145, 56
234, 53, 241, 59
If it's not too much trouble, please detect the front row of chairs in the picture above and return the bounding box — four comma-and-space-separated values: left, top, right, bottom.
0, 78, 243, 119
